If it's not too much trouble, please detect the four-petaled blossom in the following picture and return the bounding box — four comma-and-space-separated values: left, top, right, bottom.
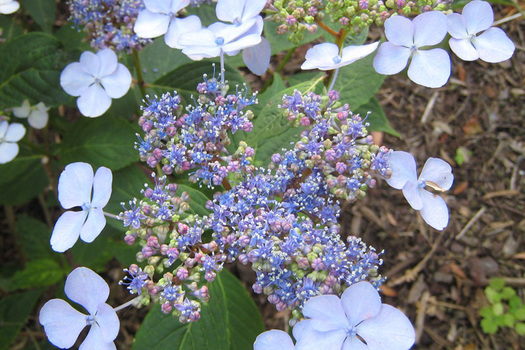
134, 0, 190, 46
39, 267, 119, 350
301, 42, 379, 70
50, 162, 113, 252
386, 151, 453, 231
12, 99, 50, 129
60, 49, 132, 118
448, 0, 515, 63
0, 0, 19, 14
0, 120, 25, 164
254, 281, 415, 350
373, 11, 451, 88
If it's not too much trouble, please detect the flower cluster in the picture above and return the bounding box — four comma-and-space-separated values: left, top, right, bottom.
68, 0, 151, 52
136, 73, 257, 187
268, 0, 444, 43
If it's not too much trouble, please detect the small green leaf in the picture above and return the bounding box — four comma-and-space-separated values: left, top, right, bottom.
0, 153, 48, 206
0, 289, 43, 350
489, 277, 506, 291
355, 97, 400, 137
58, 117, 138, 171
11, 259, 65, 289
492, 302, 504, 316
500, 286, 516, 300
20, 0, 57, 33
133, 269, 263, 350
515, 322, 525, 336
480, 318, 498, 334
334, 53, 386, 111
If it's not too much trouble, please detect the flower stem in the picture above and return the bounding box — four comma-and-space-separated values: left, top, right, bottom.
113, 297, 140, 312
103, 211, 120, 220
132, 49, 147, 99
328, 68, 340, 92
315, 19, 339, 37
220, 51, 225, 84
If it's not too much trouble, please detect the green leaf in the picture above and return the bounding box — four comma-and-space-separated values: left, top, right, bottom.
480, 318, 498, 334
149, 61, 247, 106
58, 117, 138, 171
54, 22, 92, 52
0, 33, 72, 108
489, 277, 506, 291
516, 322, 525, 336
0, 15, 24, 41
70, 236, 114, 271
20, 0, 56, 33
133, 269, 264, 350
185, 3, 218, 26
0, 289, 43, 350
354, 97, 400, 137
138, 38, 192, 83
0, 154, 48, 206
240, 79, 323, 166
334, 53, 386, 110
176, 182, 211, 217
11, 259, 65, 290
16, 216, 55, 261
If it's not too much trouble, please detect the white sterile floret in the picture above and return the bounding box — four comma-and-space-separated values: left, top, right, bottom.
39, 267, 119, 350
373, 11, 450, 88
301, 42, 379, 71
50, 162, 113, 252
0, 0, 19, 14
0, 120, 25, 164
60, 49, 132, 118
12, 99, 50, 129
386, 151, 454, 230
134, 0, 190, 40
447, 0, 515, 63
216, 0, 266, 25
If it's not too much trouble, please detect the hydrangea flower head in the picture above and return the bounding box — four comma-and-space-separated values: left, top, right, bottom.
373, 11, 451, 88
0, 120, 25, 164
60, 49, 132, 118
294, 281, 415, 349
301, 42, 379, 71
12, 99, 50, 129
386, 151, 453, 230
447, 0, 515, 63
51, 162, 113, 252
39, 267, 119, 349
0, 0, 19, 14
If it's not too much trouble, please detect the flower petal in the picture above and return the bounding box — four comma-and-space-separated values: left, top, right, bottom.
170, 0, 190, 13
92, 166, 113, 207
384, 15, 414, 47
80, 208, 106, 243
293, 320, 347, 350
79, 51, 100, 77
96, 49, 118, 78
242, 36, 271, 75
338, 42, 379, 68
420, 157, 453, 191
302, 294, 349, 331
60, 62, 94, 97
0, 142, 19, 164
301, 43, 340, 70
372, 42, 411, 75
77, 84, 112, 118
340, 282, 382, 327
95, 303, 120, 342
216, 0, 244, 23
385, 151, 417, 190
39, 299, 87, 349
408, 48, 450, 88
50, 211, 86, 252
164, 16, 202, 49
413, 11, 447, 47
463, 0, 493, 35
65, 267, 110, 314
254, 330, 295, 350
28, 105, 49, 129
58, 162, 94, 208
419, 189, 450, 230
144, 0, 172, 14
0, 1, 20, 14
80, 326, 116, 350
241, 0, 266, 21
447, 13, 468, 39
357, 304, 416, 350
342, 336, 369, 350
449, 38, 479, 61
100, 64, 132, 98
134, 9, 171, 38
12, 99, 31, 118
5, 122, 26, 142
474, 27, 515, 63
402, 180, 423, 211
